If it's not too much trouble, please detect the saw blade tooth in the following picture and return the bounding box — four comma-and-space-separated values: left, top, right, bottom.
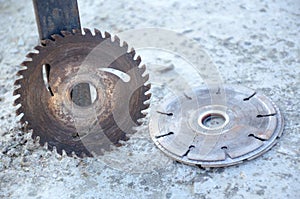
122, 41, 128, 51
79, 152, 86, 158
44, 38, 54, 43
54, 146, 63, 156
137, 110, 147, 118
16, 106, 24, 116
62, 149, 67, 157
34, 45, 43, 51
47, 143, 54, 151
14, 97, 22, 106
143, 99, 151, 106
14, 103, 21, 109
94, 28, 102, 37
145, 83, 151, 90
41, 39, 55, 46
80, 152, 89, 158
129, 48, 136, 58
143, 73, 149, 82
71, 151, 78, 158
73, 150, 82, 158
83, 28, 92, 36
141, 103, 150, 111
114, 35, 121, 46
89, 151, 97, 157
19, 117, 28, 126
60, 30, 72, 37
52, 146, 58, 154
135, 55, 142, 65
14, 78, 23, 86
32, 134, 40, 143
26, 52, 37, 59
43, 142, 49, 150
145, 93, 152, 100
141, 110, 149, 116
141, 108, 150, 117
20, 61, 31, 67
135, 119, 142, 125
143, 85, 151, 94
72, 29, 82, 35
51, 34, 63, 41
104, 31, 111, 39
139, 64, 146, 69
138, 64, 146, 74
13, 87, 22, 96
16, 69, 27, 77
17, 112, 25, 120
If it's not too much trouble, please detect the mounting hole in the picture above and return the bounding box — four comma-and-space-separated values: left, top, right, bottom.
198, 110, 229, 130
201, 113, 225, 128
70, 83, 97, 107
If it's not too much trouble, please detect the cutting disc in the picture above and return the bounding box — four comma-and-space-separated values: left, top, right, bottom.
149, 85, 283, 167
14, 28, 150, 157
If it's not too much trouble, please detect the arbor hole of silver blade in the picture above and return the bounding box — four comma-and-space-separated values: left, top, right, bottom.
200, 113, 226, 129
70, 83, 97, 107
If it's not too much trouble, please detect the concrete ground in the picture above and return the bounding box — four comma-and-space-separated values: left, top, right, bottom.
0, 0, 299, 198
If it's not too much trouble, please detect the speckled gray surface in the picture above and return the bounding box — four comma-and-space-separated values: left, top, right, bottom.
0, 0, 299, 198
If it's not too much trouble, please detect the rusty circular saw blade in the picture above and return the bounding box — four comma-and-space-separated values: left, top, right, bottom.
149, 85, 284, 167
13, 28, 151, 157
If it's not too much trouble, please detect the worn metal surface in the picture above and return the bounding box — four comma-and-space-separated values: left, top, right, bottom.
13, 29, 150, 157
149, 85, 284, 167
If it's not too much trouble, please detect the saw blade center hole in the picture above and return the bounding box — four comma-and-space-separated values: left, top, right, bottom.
70, 83, 97, 107
199, 112, 228, 130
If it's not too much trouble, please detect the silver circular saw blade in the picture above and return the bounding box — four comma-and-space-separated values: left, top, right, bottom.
149, 85, 284, 167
